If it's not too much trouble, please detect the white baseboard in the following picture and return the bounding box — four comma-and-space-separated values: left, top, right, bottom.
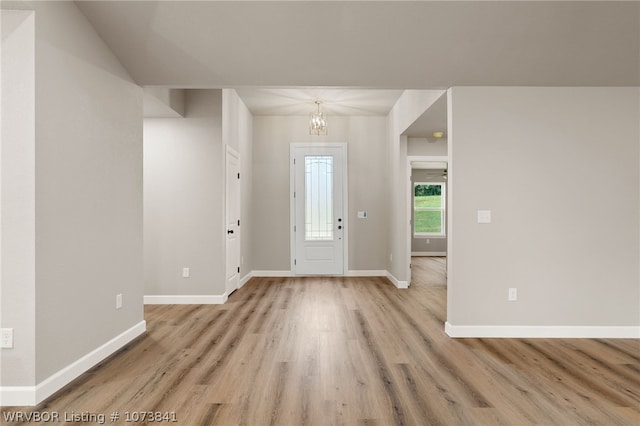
346, 270, 387, 277
144, 294, 228, 304
445, 322, 640, 338
0, 386, 36, 407
252, 270, 294, 277
239, 272, 252, 288
386, 272, 409, 289
412, 251, 446, 256
0, 320, 146, 407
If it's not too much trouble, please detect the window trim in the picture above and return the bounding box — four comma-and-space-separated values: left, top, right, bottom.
413, 181, 446, 238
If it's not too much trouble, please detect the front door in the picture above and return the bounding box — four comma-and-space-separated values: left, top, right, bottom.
292, 144, 345, 275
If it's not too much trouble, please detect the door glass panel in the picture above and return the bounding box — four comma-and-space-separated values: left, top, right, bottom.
305, 156, 333, 241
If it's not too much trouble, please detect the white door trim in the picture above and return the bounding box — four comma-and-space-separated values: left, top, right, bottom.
407, 155, 448, 287
290, 143, 348, 275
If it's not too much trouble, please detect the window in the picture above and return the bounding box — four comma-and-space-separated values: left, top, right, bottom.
414, 182, 445, 237
305, 155, 333, 241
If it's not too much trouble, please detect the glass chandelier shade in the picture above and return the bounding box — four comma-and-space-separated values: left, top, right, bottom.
309, 101, 328, 136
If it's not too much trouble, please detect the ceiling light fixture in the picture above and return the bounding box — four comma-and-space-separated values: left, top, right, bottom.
309, 101, 328, 136
432, 131, 445, 139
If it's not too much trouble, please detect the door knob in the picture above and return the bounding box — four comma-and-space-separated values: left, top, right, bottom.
227, 229, 234, 234
338, 225, 342, 230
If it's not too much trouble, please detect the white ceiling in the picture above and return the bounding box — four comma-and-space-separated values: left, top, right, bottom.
234, 88, 403, 116
76, 1, 639, 88
76, 1, 639, 124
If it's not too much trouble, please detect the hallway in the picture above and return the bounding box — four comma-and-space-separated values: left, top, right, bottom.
411, 256, 446, 287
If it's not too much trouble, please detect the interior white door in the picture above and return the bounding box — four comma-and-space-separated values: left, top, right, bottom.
292, 144, 345, 275
225, 146, 240, 295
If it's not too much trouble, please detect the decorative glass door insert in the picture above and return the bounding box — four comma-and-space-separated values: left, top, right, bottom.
305, 156, 333, 241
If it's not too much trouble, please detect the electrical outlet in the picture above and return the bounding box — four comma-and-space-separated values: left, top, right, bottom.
116, 293, 123, 309
182, 267, 190, 278
1, 328, 14, 349
508, 288, 518, 301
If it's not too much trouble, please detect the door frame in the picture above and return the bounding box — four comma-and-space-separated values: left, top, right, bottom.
225, 145, 241, 295
290, 143, 348, 275
406, 155, 448, 286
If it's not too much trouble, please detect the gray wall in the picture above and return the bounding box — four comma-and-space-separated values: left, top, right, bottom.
251, 115, 388, 272
1, 1, 145, 384
411, 169, 447, 254
35, 0, 144, 382
408, 137, 447, 156
448, 86, 639, 327
348, 117, 389, 271
1, 8, 36, 387
144, 90, 225, 296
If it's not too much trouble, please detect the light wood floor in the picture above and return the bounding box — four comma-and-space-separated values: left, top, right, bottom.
411, 256, 446, 287
3, 260, 639, 425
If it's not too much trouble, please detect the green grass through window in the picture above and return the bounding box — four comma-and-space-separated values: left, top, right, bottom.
414, 210, 442, 234
414, 194, 443, 234
414, 195, 442, 208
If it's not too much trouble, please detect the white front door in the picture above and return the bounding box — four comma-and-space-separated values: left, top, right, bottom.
225, 146, 240, 295
292, 144, 346, 275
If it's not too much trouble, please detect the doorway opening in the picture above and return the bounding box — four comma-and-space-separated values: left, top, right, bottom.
407, 157, 448, 287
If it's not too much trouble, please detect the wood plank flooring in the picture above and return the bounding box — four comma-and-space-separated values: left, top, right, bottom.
411, 256, 446, 287
3, 260, 639, 425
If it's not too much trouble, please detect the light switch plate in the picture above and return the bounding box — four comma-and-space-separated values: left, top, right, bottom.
1, 328, 14, 349
477, 210, 492, 224
116, 293, 123, 309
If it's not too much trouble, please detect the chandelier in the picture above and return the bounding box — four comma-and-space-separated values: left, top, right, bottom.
309, 101, 328, 136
